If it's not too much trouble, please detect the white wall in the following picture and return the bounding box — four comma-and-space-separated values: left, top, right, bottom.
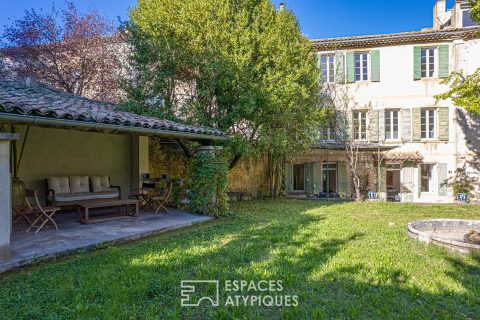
318, 38, 480, 202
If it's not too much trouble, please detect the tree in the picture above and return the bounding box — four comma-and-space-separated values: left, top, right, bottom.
323, 82, 376, 201
1, 1, 122, 102
436, 0, 480, 114
124, 0, 324, 195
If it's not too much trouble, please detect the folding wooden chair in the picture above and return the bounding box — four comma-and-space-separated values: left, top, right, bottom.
152, 181, 173, 214
133, 182, 157, 211
12, 205, 32, 227
25, 189, 60, 234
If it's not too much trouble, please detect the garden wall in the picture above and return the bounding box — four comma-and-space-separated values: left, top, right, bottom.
149, 138, 266, 198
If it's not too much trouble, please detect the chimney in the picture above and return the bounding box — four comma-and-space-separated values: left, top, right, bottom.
279, 2, 286, 12
433, 0, 447, 29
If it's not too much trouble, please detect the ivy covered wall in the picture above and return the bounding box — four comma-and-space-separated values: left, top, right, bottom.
149, 138, 266, 198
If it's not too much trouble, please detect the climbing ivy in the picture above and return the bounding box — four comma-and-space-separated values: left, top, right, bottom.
188, 150, 229, 217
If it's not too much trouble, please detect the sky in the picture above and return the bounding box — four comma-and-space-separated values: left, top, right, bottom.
0, 0, 456, 40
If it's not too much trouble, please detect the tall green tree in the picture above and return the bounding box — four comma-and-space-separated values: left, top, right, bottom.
123, 0, 324, 193
437, 0, 480, 114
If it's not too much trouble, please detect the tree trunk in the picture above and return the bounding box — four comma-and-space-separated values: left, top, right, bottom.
229, 154, 242, 170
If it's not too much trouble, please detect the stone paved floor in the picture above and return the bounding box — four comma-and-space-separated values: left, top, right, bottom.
1, 209, 211, 273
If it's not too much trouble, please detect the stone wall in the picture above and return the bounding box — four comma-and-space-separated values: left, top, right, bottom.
149, 138, 267, 197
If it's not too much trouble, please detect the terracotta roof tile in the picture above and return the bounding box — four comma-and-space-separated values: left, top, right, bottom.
383, 151, 424, 162
0, 79, 225, 138
311, 26, 480, 51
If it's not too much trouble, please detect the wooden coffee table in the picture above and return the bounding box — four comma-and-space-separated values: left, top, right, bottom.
75, 199, 139, 224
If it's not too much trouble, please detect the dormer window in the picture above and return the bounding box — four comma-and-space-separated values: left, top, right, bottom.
462, 9, 478, 27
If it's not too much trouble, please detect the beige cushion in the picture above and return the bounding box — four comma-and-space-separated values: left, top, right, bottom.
48, 177, 71, 195
69, 176, 90, 194
55, 191, 119, 202
91, 176, 111, 193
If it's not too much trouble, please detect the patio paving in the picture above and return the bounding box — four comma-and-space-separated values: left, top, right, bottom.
1, 209, 212, 274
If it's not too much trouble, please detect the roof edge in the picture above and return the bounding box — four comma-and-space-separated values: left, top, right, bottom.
311, 26, 480, 51
0, 113, 228, 141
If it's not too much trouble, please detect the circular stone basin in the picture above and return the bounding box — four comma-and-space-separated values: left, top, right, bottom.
408, 219, 480, 254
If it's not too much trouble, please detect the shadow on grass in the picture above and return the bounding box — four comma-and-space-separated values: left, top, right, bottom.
1, 200, 480, 319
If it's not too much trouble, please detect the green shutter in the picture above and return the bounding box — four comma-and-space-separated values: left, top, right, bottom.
337, 161, 347, 197
369, 110, 379, 142
437, 163, 448, 196
413, 46, 422, 80
378, 109, 385, 142
305, 163, 314, 193
312, 162, 322, 194
401, 162, 415, 202
412, 108, 422, 141
284, 163, 293, 193
346, 51, 355, 83
439, 45, 450, 78
438, 107, 449, 141
402, 108, 411, 141
370, 50, 380, 82
379, 161, 387, 194
335, 52, 345, 84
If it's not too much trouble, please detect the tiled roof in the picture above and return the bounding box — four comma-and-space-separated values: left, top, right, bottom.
0, 79, 225, 139
312, 26, 480, 51
383, 151, 424, 162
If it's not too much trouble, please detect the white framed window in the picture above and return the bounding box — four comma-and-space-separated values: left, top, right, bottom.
354, 52, 369, 81
421, 108, 437, 139
321, 122, 336, 142
421, 47, 436, 78
385, 109, 400, 140
320, 54, 335, 83
353, 110, 367, 140
421, 164, 436, 193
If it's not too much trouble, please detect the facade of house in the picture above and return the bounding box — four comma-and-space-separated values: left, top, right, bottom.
285, 0, 480, 203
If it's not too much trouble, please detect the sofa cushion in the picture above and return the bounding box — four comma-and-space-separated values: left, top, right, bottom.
91, 176, 111, 193
48, 177, 71, 195
69, 176, 90, 194
55, 191, 119, 202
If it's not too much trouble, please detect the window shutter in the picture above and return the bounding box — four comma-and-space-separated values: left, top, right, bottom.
346, 52, 355, 83
412, 108, 422, 141
413, 46, 422, 80
284, 163, 293, 193
335, 52, 345, 84
401, 162, 415, 202
417, 166, 422, 198
313, 162, 322, 194
438, 107, 449, 141
305, 163, 314, 193
437, 163, 448, 196
378, 109, 385, 142
316, 52, 321, 69
379, 161, 386, 194
337, 161, 347, 196
369, 110, 379, 142
370, 50, 380, 82
438, 45, 450, 78
402, 108, 411, 142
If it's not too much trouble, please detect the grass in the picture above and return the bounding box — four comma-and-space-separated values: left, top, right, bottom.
1, 200, 480, 319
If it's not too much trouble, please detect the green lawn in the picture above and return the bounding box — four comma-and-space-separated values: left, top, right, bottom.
1, 200, 480, 319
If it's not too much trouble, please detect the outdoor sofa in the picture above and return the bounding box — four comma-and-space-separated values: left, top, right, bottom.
46, 176, 121, 206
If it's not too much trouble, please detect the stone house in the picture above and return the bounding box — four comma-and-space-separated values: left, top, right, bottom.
285, 0, 480, 203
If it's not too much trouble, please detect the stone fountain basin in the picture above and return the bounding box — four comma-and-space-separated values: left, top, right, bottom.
407, 219, 480, 254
